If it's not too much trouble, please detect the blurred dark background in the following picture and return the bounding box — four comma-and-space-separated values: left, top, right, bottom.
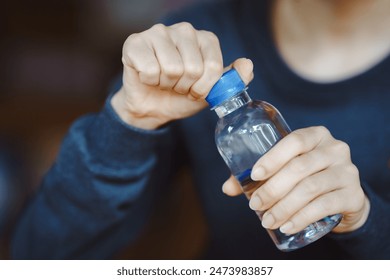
0, 0, 215, 259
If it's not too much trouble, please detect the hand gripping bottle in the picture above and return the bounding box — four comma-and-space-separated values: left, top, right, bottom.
206, 69, 342, 251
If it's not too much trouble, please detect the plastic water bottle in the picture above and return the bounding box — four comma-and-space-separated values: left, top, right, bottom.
206, 69, 342, 251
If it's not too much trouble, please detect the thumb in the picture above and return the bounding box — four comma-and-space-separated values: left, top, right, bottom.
222, 175, 243, 197
225, 58, 254, 86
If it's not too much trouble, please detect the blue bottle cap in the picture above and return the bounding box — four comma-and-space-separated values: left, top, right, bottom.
206, 68, 246, 109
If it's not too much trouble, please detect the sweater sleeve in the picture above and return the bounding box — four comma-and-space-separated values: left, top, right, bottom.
11, 96, 178, 259
328, 183, 390, 259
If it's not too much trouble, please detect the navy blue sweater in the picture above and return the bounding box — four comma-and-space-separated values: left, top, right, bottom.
12, 0, 390, 259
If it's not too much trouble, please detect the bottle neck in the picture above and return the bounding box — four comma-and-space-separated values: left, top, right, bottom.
214, 90, 251, 118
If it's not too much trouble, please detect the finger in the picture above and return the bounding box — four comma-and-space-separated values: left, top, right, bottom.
122, 33, 161, 86
259, 167, 343, 230
251, 126, 332, 181
333, 195, 369, 234
222, 175, 243, 197
229, 58, 254, 86
189, 30, 223, 99
169, 23, 204, 94
249, 146, 335, 211
148, 24, 184, 89
277, 191, 344, 235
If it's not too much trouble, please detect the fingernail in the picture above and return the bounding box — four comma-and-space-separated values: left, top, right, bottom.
280, 221, 293, 234
251, 166, 265, 180
261, 213, 275, 229
249, 196, 262, 210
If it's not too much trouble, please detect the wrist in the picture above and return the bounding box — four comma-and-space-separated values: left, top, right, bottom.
111, 88, 164, 130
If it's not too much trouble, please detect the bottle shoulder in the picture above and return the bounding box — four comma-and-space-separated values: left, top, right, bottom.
215, 100, 290, 138
216, 101, 276, 128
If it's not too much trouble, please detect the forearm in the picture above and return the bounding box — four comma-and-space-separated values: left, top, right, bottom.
11, 96, 174, 259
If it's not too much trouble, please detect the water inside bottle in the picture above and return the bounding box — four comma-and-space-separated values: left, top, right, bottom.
215, 98, 342, 251
236, 168, 343, 251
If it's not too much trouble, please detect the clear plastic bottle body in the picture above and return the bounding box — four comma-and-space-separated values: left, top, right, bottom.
214, 90, 342, 252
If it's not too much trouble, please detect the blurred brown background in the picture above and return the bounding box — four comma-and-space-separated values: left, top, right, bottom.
0, 0, 214, 259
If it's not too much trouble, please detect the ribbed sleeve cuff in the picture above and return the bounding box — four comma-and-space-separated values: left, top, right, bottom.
328, 182, 390, 259
83, 95, 171, 169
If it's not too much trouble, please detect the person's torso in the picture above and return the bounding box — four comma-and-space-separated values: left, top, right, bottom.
166, 0, 390, 259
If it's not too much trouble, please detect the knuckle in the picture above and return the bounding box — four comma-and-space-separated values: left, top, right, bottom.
289, 156, 307, 173
161, 63, 184, 78
151, 23, 167, 33
121, 55, 127, 66
289, 130, 306, 150
123, 33, 143, 55
273, 201, 292, 220
199, 30, 221, 50
175, 22, 195, 33
189, 87, 205, 98
301, 177, 319, 197
206, 59, 223, 72
314, 125, 330, 137
345, 164, 359, 177
140, 64, 160, 79
185, 64, 204, 79
125, 33, 141, 46
261, 183, 279, 201
335, 140, 351, 155
202, 30, 220, 44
